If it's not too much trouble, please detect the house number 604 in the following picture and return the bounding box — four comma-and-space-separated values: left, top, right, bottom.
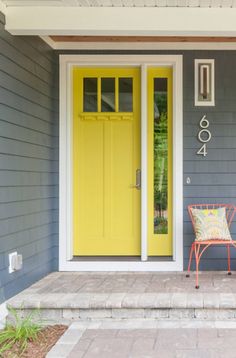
197, 115, 211, 157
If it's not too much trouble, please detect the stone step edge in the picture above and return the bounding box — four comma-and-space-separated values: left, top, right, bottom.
7, 294, 236, 310
6, 291, 236, 309
8, 307, 236, 321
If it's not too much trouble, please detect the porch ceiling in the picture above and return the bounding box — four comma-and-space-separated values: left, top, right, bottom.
3, 6, 236, 37
2, 0, 236, 8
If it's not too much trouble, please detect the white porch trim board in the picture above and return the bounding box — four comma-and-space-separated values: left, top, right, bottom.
59, 54, 183, 271
0, 1, 6, 15
41, 37, 236, 50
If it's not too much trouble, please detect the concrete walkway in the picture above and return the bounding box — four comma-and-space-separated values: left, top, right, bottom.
46, 319, 236, 358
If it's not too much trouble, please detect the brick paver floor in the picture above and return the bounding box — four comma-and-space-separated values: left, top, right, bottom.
31, 272, 236, 294
67, 327, 236, 358
46, 320, 236, 358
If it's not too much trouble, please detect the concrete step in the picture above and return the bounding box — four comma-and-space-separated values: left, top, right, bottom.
6, 292, 236, 323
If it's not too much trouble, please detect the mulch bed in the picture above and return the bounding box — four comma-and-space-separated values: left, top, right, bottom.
0, 324, 68, 358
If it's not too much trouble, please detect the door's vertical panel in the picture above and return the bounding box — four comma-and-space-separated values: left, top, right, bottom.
74, 119, 105, 254
110, 120, 134, 244
79, 122, 104, 239
104, 120, 112, 247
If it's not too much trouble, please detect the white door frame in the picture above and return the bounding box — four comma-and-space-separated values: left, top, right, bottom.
59, 54, 183, 271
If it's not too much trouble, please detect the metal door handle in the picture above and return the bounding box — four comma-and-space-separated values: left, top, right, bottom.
130, 169, 141, 190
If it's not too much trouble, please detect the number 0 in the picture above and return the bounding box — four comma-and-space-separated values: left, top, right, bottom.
198, 129, 211, 143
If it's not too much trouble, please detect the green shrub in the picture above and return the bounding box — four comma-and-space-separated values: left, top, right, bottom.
0, 306, 42, 356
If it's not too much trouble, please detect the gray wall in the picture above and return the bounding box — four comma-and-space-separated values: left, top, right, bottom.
0, 13, 58, 303
183, 50, 236, 270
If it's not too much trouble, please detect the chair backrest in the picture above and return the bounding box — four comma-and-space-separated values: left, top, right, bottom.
188, 204, 236, 231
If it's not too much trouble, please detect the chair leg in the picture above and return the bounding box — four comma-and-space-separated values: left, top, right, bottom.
194, 243, 200, 289
186, 243, 194, 278
227, 244, 232, 275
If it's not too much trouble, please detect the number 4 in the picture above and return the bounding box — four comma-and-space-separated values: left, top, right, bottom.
197, 143, 207, 157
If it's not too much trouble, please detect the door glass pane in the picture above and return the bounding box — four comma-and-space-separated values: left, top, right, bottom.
153, 78, 168, 234
101, 78, 115, 112
119, 78, 133, 112
83, 78, 97, 112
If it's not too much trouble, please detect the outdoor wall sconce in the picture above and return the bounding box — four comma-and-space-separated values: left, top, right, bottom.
194, 59, 215, 106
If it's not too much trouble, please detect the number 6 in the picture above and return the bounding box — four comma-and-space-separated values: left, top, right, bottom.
199, 115, 209, 129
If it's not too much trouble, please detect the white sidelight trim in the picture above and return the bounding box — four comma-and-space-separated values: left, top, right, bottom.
141, 64, 147, 262
6, 7, 236, 36
172, 57, 183, 265
59, 54, 183, 272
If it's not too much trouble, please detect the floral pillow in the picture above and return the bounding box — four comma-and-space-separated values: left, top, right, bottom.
190, 207, 232, 241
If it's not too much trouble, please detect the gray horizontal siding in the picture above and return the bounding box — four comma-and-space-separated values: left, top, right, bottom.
0, 104, 52, 132
0, 86, 56, 121
0, 223, 57, 254
0, 13, 58, 303
0, 138, 55, 159
0, 155, 58, 172
182, 51, 236, 271
0, 34, 55, 83
0, 186, 57, 202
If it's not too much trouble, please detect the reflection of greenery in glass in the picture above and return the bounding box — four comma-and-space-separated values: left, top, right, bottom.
101, 78, 115, 112
154, 90, 168, 234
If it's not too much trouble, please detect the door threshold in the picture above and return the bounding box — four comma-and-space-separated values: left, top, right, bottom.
71, 256, 173, 262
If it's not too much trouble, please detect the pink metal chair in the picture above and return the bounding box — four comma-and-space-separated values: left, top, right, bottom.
186, 204, 236, 289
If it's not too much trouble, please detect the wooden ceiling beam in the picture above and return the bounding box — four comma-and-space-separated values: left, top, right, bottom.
50, 35, 236, 42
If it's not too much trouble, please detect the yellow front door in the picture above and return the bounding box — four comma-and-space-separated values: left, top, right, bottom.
73, 68, 141, 256
148, 68, 173, 256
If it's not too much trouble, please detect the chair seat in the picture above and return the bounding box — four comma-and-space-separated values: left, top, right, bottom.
194, 240, 236, 244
